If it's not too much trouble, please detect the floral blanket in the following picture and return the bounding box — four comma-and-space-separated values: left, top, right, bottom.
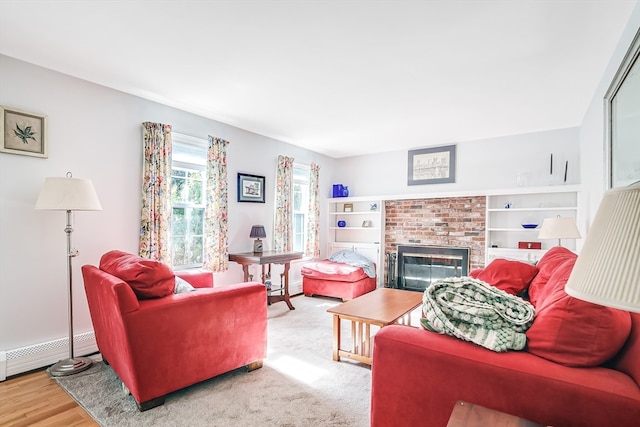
421, 276, 535, 352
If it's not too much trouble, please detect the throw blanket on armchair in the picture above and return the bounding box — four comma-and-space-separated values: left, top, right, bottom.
421, 277, 535, 352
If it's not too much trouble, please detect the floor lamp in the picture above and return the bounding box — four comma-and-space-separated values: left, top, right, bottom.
36, 172, 102, 376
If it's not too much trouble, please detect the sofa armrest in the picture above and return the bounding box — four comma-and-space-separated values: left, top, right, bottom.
119, 281, 267, 402
371, 325, 640, 427
176, 269, 213, 288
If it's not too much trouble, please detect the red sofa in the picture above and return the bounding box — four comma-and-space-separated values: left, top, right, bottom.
371, 247, 640, 427
82, 250, 267, 411
301, 259, 377, 301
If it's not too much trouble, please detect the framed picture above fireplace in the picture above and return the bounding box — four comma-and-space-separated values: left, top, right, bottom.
407, 144, 456, 185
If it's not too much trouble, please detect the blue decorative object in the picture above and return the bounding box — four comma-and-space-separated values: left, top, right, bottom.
521, 224, 539, 229
337, 220, 347, 227
333, 184, 345, 198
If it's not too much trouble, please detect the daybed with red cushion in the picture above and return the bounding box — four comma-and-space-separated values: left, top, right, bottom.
82, 250, 267, 411
371, 246, 640, 427
301, 259, 377, 301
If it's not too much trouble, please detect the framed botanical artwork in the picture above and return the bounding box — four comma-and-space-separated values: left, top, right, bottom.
237, 173, 265, 203
0, 106, 48, 158
407, 144, 456, 185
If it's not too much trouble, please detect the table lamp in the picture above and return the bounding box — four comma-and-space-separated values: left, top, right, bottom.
250, 225, 266, 253
35, 172, 102, 376
565, 182, 640, 312
538, 216, 581, 247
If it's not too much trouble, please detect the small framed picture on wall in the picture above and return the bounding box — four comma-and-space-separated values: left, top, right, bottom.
237, 173, 265, 203
0, 106, 48, 158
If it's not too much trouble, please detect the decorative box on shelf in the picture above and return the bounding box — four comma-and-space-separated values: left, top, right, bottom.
518, 241, 542, 249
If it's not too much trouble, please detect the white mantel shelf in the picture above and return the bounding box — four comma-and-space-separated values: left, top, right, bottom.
329, 184, 583, 203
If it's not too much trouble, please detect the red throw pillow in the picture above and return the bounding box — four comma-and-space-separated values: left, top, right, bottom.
99, 250, 175, 299
469, 259, 538, 295
528, 246, 577, 306
526, 259, 632, 367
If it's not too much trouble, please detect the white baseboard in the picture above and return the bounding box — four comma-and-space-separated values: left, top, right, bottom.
0, 351, 6, 381
1, 332, 97, 380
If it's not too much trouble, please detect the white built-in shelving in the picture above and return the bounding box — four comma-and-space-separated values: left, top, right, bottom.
327, 197, 384, 286
485, 185, 581, 264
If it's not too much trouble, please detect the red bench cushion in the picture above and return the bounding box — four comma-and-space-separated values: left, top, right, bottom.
301, 260, 368, 282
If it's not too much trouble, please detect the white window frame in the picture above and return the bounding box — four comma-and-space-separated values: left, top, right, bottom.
171, 133, 207, 268
293, 163, 310, 253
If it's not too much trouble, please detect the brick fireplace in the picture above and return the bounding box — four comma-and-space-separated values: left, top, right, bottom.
384, 196, 486, 286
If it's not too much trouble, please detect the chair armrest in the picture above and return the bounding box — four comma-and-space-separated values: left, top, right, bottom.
176, 269, 213, 288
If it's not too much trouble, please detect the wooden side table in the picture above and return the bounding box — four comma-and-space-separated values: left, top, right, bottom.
446, 401, 544, 427
228, 251, 303, 310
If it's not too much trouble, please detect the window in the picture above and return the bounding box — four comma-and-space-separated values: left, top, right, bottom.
171, 134, 207, 268
293, 164, 310, 253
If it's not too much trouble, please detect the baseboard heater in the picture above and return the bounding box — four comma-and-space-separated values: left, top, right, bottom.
0, 331, 97, 381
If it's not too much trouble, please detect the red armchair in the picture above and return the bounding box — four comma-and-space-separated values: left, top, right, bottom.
82, 250, 267, 411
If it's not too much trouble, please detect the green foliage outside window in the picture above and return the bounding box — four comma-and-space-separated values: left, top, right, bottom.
171, 167, 205, 267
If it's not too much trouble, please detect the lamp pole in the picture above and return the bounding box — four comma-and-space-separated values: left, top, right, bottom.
49, 210, 93, 376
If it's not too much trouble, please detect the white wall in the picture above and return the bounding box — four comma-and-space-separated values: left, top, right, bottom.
333, 127, 580, 198
580, 3, 640, 224
0, 55, 336, 356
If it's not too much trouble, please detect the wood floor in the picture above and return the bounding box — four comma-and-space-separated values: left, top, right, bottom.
0, 369, 97, 427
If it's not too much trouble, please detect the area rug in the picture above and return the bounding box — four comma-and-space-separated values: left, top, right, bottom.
52, 296, 373, 426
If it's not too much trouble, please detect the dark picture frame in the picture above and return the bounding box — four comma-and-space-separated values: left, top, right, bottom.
237, 173, 265, 203
407, 144, 456, 185
0, 106, 48, 158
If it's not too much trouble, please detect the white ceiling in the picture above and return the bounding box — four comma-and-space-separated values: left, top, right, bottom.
0, 1, 637, 158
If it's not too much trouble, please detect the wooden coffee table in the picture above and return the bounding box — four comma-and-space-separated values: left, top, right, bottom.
326, 288, 423, 365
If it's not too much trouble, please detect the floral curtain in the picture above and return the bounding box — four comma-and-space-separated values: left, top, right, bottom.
306, 162, 321, 257
139, 122, 172, 261
203, 136, 230, 272
274, 155, 295, 252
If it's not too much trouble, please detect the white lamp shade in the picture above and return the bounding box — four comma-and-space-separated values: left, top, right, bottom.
35, 176, 102, 211
565, 182, 640, 312
537, 217, 581, 240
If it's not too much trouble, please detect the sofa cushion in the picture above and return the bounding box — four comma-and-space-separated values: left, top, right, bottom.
469, 258, 538, 295
527, 246, 577, 306
301, 260, 369, 282
100, 250, 175, 299
526, 257, 632, 367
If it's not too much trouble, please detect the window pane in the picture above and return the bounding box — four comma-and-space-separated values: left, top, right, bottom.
190, 236, 204, 264
172, 236, 186, 266
188, 178, 202, 204
293, 213, 305, 252
190, 208, 204, 234
293, 184, 302, 211
172, 176, 186, 203
172, 207, 186, 235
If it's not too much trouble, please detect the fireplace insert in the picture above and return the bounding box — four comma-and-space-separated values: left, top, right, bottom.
394, 245, 469, 292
